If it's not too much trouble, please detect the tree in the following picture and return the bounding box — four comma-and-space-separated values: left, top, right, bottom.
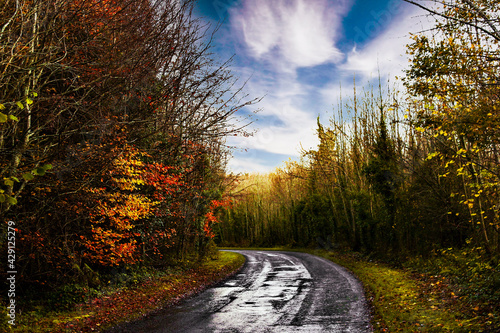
1, 0, 257, 287
404, 0, 500, 253
364, 110, 399, 224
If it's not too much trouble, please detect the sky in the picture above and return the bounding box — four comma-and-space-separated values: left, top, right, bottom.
193, 0, 430, 173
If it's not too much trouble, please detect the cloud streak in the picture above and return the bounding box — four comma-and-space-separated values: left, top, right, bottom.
228, 71, 319, 158
219, 0, 431, 173
341, 5, 430, 79
232, 0, 347, 69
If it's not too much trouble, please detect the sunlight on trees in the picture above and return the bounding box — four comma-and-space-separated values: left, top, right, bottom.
220, 0, 499, 258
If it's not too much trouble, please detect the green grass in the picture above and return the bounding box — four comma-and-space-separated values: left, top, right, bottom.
305, 249, 475, 332
1, 251, 245, 333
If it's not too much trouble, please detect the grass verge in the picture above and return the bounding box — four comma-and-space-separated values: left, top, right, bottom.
302, 248, 499, 332
4, 251, 245, 333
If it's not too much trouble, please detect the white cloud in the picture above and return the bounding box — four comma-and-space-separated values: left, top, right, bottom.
340, 6, 430, 79
223, 1, 434, 173
232, 0, 346, 69
227, 156, 274, 174
230, 99, 319, 157
320, 5, 434, 112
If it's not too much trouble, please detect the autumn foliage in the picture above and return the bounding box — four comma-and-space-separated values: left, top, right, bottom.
218, 0, 500, 286
0, 0, 253, 295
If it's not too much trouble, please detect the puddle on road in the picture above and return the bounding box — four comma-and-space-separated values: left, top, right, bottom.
274, 266, 298, 271
203, 252, 313, 332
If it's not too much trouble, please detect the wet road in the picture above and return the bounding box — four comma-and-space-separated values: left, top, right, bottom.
112, 250, 372, 332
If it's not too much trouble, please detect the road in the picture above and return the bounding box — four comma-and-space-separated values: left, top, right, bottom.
110, 250, 372, 332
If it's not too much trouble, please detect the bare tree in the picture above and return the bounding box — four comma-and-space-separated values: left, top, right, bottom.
0, 0, 258, 216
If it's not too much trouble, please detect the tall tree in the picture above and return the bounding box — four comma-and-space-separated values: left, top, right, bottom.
404, 0, 500, 253
1, 0, 257, 287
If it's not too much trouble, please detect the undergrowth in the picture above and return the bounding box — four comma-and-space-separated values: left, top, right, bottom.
306, 247, 500, 332
1, 251, 245, 332
403, 245, 500, 331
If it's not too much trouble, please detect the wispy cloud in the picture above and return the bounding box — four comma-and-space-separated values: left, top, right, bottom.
222, 0, 431, 173
228, 71, 319, 157
320, 5, 430, 110
341, 5, 429, 79
231, 0, 348, 69
227, 154, 275, 174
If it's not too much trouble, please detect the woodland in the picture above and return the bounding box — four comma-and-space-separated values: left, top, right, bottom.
0, 0, 499, 331
0, 0, 256, 314
217, 0, 500, 326
220, 0, 500, 258
220, 0, 500, 255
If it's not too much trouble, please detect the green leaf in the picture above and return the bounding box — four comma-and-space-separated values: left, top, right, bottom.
34, 164, 53, 175
0, 112, 7, 123
34, 168, 46, 176
26, 98, 33, 105
4, 178, 14, 187
22, 173, 35, 181
16, 101, 24, 109
0, 194, 5, 203
8, 115, 19, 122
6, 196, 17, 205
11, 177, 19, 182
0, 103, 5, 110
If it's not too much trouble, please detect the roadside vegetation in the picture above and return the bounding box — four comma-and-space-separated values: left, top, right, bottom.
0, 0, 254, 330
1, 251, 245, 332
309, 248, 499, 332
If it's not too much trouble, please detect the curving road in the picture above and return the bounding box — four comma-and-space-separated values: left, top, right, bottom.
111, 250, 372, 332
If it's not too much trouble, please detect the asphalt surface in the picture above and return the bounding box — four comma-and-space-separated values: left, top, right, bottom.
110, 250, 372, 332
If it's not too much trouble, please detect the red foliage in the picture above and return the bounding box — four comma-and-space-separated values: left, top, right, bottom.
203, 197, 232, 238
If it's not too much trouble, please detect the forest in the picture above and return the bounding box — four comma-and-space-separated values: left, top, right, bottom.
219, 0, 500, 258
217, 0, 500, 322
1, 0, 499, 331
0, 0, 257, 307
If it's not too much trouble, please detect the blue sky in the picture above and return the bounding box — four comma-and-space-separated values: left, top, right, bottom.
193, 0, 429, 173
